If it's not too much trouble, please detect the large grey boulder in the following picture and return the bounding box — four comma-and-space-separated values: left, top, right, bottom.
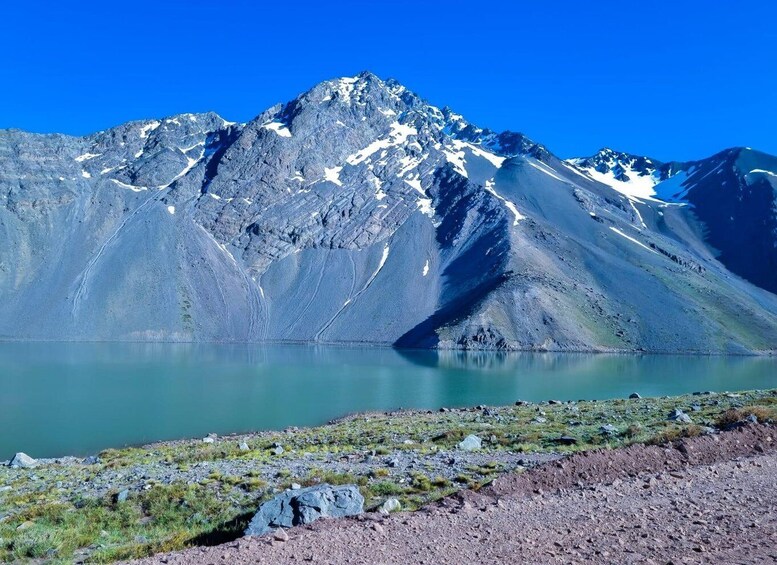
8, 453, 37, 468
244, 483, 364, 537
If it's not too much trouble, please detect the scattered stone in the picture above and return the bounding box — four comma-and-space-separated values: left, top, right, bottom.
238, 441, 250, 451
457, 435, 482, 451
273, 528, 289, 542
599, 424, 618, 435
746, 414, 759, 424
554, 436, 578, 446
548, 400, 562, 405
533, 417, 547, 424
372, 522, 385, 533
629, 393, 642, 399
387, 458, 400, 468
380, 497, 401, 514
244, 484, 364, 537
16, 521, 34, 531
690, 404, 702, 412
271, 445, 285, 456
667, 409, 692, 423
439, 407, 449, 412
291, 483, 302, 490
9, 452, 37, 468
402, 439, 414, 445
82, 455, 101, 465
115, 489, 130, 503
515, 400, 529, 406
202, 437, 215, 444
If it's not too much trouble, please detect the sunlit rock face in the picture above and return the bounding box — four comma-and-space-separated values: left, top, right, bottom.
2, 72, 777, 353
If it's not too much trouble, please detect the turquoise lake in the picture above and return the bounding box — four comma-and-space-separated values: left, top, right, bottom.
2, 342, 776, 459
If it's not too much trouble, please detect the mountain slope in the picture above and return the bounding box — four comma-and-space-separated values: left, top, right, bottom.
2, 72, 777, 352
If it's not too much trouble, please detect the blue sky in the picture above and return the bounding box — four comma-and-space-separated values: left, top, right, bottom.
3, 0, 776, 161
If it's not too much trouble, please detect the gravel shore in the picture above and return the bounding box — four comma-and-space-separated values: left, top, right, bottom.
131, 424, 777, 564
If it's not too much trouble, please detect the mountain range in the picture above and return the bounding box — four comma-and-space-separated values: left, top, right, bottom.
2, 72, 776, 353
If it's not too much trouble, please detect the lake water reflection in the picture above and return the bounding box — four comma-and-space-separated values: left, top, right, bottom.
1, 342, 775, 458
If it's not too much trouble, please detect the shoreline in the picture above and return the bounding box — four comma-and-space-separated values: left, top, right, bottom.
1, 338, 776, 357
2, 388, 776, 562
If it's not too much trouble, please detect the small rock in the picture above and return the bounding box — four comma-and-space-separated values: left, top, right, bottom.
291, 483, 302, 490
9, 452, 37, 468
115, 489, 130, 503
402, 439, 414, 445
690, 404, 702, 412
746, 414, 759, 424
238, 441, 250, 451
554, 435, 577, 445
599, 424, 618, 435
439, 407, 449, 412
457, 435, 482, 451
82, 455, 101, 465
273, 528, 289, 542
548, 400, 562, 405
372, 522, 385, 533
380, 497, 401, 514
387, 458, 400, 468
271, 446, 284, 456
202, 437, 215, 444
667, 409, 692, 423
629, 392, 641, 399
533, 417, 547, 424
16, 521, 34, 531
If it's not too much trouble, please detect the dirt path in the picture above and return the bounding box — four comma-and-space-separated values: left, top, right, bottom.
132, 425, 777, 564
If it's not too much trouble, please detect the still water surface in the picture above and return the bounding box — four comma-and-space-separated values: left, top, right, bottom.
2, 342, 776, 459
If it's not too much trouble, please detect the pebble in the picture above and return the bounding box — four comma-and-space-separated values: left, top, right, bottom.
629, 393, 642, 399
380, 497, 401, 514
273, 528, 289, 542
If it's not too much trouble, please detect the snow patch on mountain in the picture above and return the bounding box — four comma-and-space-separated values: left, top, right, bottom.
262, 121, 292, 137
346, 122, 417, 166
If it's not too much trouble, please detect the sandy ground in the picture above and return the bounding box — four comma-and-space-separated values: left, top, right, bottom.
131, 424, 777, 564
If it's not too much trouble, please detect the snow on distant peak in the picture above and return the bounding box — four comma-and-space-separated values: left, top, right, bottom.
324, 166, 343, 186
345, 122, 417, 166
567, 148, 666, 201
74, 152, 100, 162
442, 139, 506, 178
139, 121, 161, 139
485, 178, 524, 226
262, 121, 292, 138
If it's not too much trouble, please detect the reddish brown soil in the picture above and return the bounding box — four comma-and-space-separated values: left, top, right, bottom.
131, 424, 777, 564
